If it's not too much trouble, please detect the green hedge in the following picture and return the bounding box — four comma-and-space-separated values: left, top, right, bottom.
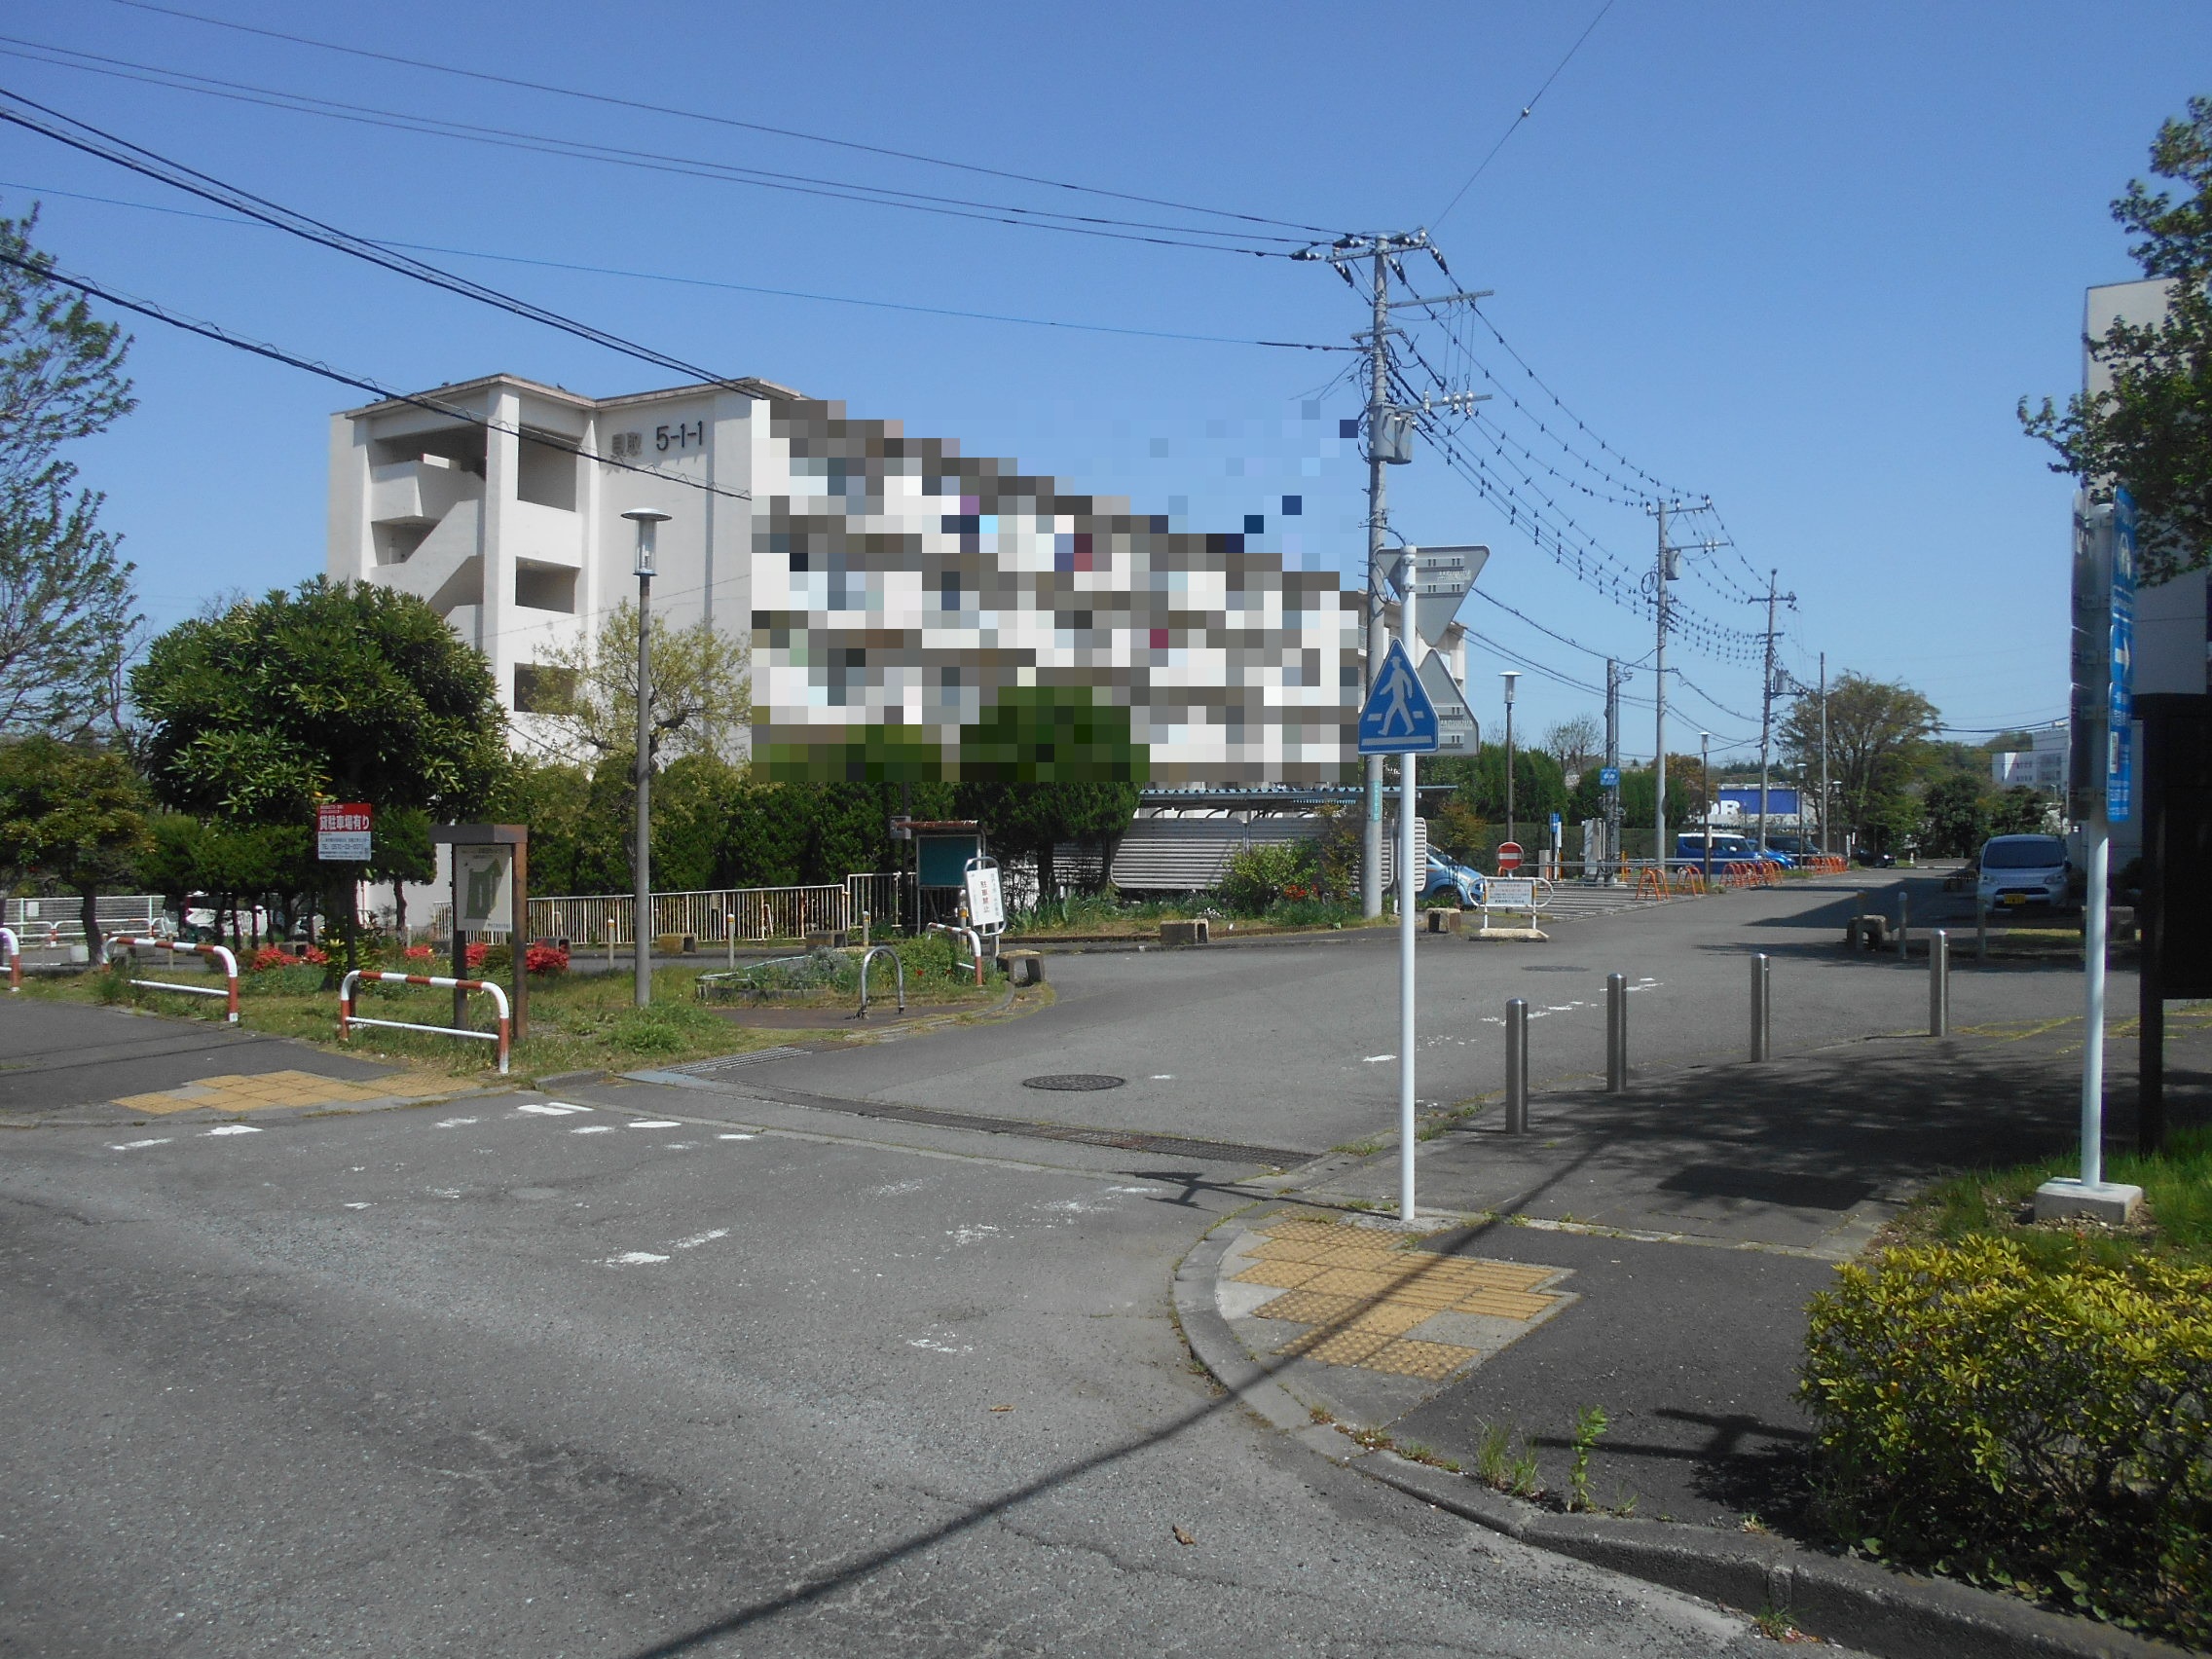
1801, 1235, 2212, 1641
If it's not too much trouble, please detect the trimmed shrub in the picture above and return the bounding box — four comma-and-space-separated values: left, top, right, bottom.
1800, 1235, 2212, 1641
524, 941, 569, 977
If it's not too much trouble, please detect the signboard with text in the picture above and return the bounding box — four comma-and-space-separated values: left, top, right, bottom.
455, 845, 514, 935
316, 802, 373, 862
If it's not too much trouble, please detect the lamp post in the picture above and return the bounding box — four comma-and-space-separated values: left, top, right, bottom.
622, 507, 671, 1009
1500, 671, 1519, 851
1699, 732, 1712, 885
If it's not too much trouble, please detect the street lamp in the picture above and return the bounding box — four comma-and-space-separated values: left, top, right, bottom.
622, 507, 671, 1009
1500, 671, 1519, 853
1699, 732, 1712, 885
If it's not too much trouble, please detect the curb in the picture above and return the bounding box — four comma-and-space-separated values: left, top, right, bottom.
1172, 1210, 2189, 1659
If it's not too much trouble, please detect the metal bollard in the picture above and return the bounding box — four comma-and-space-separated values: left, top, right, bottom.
1504, 998, 1530, 1134
1975, 898, 1987, 963
1930, 928, 1949, 1037
1750, 952, 1772, 1061
1897, 893, 1910, 966
1604, 972, 1627, 1091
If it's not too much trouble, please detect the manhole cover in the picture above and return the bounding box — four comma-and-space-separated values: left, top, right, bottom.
1021, 1074, 1125, 1091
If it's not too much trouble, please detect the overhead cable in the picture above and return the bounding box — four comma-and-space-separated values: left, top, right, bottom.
93, 0, 1345, 238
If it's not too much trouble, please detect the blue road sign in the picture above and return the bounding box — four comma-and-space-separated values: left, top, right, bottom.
2110, 488, 2138, 822
1599, 766, 1621, 789
1357, 638, 1440, 755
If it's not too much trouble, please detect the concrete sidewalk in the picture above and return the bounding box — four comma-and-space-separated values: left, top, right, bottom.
1207, 1012, 2210, 1530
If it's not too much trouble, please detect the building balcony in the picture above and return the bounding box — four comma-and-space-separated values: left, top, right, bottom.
369, 458, 481, 527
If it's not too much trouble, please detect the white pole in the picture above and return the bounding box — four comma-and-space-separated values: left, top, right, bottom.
2081, 822, 2110, 1188
1400, 747, 1418, 1222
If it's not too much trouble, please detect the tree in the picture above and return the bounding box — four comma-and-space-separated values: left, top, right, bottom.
130, 579, 509, 965
528, 600, 750, 769
2022, 98, 2212, 582
0, 208, 140, 739
1779, 673, 1937, 848
1920, 774, 1990, 859
1991, 785, 2052, 836
0, 736, 149, 954
1540, 715, 1603, 776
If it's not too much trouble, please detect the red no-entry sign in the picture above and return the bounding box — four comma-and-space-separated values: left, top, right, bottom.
1495, 840, 1524, 872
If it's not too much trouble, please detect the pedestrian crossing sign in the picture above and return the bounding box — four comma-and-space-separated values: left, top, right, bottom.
1357, 638, 1440, 755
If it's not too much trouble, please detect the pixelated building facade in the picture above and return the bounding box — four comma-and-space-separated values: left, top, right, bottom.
331, 375, 1358, 784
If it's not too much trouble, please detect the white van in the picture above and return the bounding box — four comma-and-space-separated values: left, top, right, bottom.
1976, 833, 2073, 913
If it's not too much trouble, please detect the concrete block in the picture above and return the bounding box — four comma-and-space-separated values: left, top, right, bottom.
1001, 949, 1046, 987
1159, 919, 1210, 946
1427, 908, 1463, 934
802, 929, 849, 951
2033, 1178, 2144, 1226
654, 932, 698, 955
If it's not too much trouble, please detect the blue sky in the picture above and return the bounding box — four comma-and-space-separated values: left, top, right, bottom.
3, 0, 2205, 763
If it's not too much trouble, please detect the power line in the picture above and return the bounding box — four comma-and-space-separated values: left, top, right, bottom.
1433, 0, 1617, 230
0, 249, 754, 507
0, 40, 1311, 257
92, 0, 1344, 238
0, 176, 1352, 352
0, 88, 833, 391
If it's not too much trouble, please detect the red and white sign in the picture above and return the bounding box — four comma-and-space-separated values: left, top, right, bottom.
1495, 840, 1524, 873
317, 802, 374, 862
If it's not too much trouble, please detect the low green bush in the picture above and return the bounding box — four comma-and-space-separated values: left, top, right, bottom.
1801, 1235, 2212, 1641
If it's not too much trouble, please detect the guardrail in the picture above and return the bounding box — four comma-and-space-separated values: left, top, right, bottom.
106, 937, 240, 1022
0, 926, 16, 992
338, 970, 510, 1074
929, 924, 985, 987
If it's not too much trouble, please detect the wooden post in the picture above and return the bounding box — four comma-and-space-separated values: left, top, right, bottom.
451, 844, 466, 1028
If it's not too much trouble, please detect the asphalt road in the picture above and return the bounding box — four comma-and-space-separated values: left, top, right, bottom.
736, 872, 2107, 1158
1, 1080, 1798, 1657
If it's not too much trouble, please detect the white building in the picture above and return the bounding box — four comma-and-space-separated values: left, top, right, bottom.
1991, 721, 2068, 792
329, 374, 1359, 785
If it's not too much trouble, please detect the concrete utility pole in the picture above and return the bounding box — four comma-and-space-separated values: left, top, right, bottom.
1604, 657, 1622, 884
1818, 651, 1830, 858
1700, 731, 1713, 885
1651, 502, 1675, 873
1358, 246, 1395, 918
1753, 570, 1796, 857
622, 507, 671, 1009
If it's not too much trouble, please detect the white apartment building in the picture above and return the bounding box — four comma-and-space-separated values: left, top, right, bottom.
328, 374, 1361, 784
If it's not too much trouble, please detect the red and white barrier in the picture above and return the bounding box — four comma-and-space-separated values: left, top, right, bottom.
106, 937, 239, 1022
339, 971, 510, 1075
0, 926, 17, 992
930, 924, 985, 986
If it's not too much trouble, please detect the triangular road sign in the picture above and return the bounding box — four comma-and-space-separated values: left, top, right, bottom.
1419, 650, 1479, 756
1409, 544, 1490, 648
1358, 638, 1440, 755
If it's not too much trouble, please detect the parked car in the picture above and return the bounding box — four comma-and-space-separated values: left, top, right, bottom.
1675, 832, 1793, 869
1976, 833, 2074, 913
1853, 846, 1896, 868
1761, 833, 1813, 859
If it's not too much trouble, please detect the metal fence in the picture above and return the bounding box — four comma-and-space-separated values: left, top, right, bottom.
4, 895, 164, 940
526, 881, 889, 945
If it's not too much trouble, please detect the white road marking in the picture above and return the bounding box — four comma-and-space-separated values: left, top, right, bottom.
517, 1103, 589, 1116
606, 1251, 670, 1267
110, 1138, 171, 1150
203, 1124, 261, 1136
908, 1336, 973, 1355
869, 1179, 929, 1196
344, 1201, 371, 1209
435, 1117, 479, 1127
717, 1132, 756, 1141
662, 1142, 695, 1150
946, 1225, 1002, 1246
570, 1124, 615, 1135
1149, 1073, 1174, 1080
628, 1121, 682, 1129
428, 1188, 462, 1198
1106, 1186, 1161, 1195
1361, 1054, 1393, 1063
672, 1229, 728, 1249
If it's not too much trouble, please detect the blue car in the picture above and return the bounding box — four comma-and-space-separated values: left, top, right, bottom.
1675, 832, 1793, 869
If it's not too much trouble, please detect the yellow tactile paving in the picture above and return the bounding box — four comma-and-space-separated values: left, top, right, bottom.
1241, 1217, 1565, 1382
112, 1068, 453, 1116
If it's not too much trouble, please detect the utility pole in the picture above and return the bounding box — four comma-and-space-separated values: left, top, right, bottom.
1360, 244, 1391, 918
1753, 569, 1797, 857
1818, 651, 1829, 858
1649, 502, 1677, 873
1604, 657, 1622, 885
1501, 671, 1519, 849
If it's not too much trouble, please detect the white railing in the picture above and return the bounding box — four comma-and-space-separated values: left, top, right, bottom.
527, 882, 868, 946
6, 895, 165, 941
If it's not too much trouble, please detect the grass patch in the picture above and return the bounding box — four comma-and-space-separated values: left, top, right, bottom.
32, 959, 891, 1079
1887, 1124, 2212, 1270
